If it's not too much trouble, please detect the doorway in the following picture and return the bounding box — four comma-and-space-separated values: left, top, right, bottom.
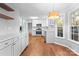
28, 23, 32, 42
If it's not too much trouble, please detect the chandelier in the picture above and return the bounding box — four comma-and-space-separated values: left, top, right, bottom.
48, 11, 60, 19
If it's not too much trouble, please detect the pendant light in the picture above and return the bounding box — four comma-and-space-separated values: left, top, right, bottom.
48, 4, 60, 19
48, 4, 63, 26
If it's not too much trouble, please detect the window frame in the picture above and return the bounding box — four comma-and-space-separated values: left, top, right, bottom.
55, 24, 65, 39
69, 8, 79, 42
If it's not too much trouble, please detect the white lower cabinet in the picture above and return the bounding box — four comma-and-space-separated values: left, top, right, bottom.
12, 41, 20, 56
0, 36, 28, 56
46, 31, 55, 43
0, 37, 21, 56
21, 35, 27, 52
0, 39, 12, 56
0, 45, 12, 56
22, 39, 26, 51
12, 37, 21, 56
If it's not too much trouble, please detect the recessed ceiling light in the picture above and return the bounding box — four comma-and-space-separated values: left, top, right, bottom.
30, 16, 38, 19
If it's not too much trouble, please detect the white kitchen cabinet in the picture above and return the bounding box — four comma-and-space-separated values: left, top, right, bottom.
21, 20, 28, 52
0, 39, 12, 56
19, 35, 28, 55
0, 36, 21, 56
0, 35, 28, 56
0, 45, 12, 56
46, 19, 55, 43
21, 35, 27, 51
46, 30, 55, 43
0, 36, 28, 56
12, 41, 20, 56
11, 37, 21, 56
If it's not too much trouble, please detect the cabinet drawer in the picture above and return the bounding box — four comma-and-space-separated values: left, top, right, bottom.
0, 39, 12, 50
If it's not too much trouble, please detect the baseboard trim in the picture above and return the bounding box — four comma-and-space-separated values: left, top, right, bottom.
19, 46, 28, 56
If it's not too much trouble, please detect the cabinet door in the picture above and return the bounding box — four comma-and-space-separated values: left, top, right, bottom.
13, 40, 20, 56
22, 36, 26, 51
46, 31, 55, 43
0, 45, 12, 56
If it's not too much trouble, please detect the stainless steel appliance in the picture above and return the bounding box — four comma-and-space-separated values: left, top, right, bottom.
36, 24, 42, 35
36, 28, 42, 35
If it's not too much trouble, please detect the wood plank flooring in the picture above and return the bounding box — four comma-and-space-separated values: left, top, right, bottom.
21, 33, 77, 56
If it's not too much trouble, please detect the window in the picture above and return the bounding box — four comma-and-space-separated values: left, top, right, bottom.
57, 26, 63, 37
71, 26, 79, 41
56, 17, 64, 37
71, 9, 79, 42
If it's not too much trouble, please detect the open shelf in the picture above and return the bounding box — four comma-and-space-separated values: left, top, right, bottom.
0, 13, 14, 20
0, 3, 14, 11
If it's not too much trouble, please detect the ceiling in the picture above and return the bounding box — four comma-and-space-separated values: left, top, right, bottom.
7, 3, 78, 18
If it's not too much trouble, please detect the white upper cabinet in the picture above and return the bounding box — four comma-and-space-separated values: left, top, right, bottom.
32, 19, 48, 27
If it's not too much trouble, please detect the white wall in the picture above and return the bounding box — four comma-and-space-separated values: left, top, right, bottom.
28, 23, 32, 32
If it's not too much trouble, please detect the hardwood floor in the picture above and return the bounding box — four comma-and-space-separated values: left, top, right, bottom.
21, 33, 77, 56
